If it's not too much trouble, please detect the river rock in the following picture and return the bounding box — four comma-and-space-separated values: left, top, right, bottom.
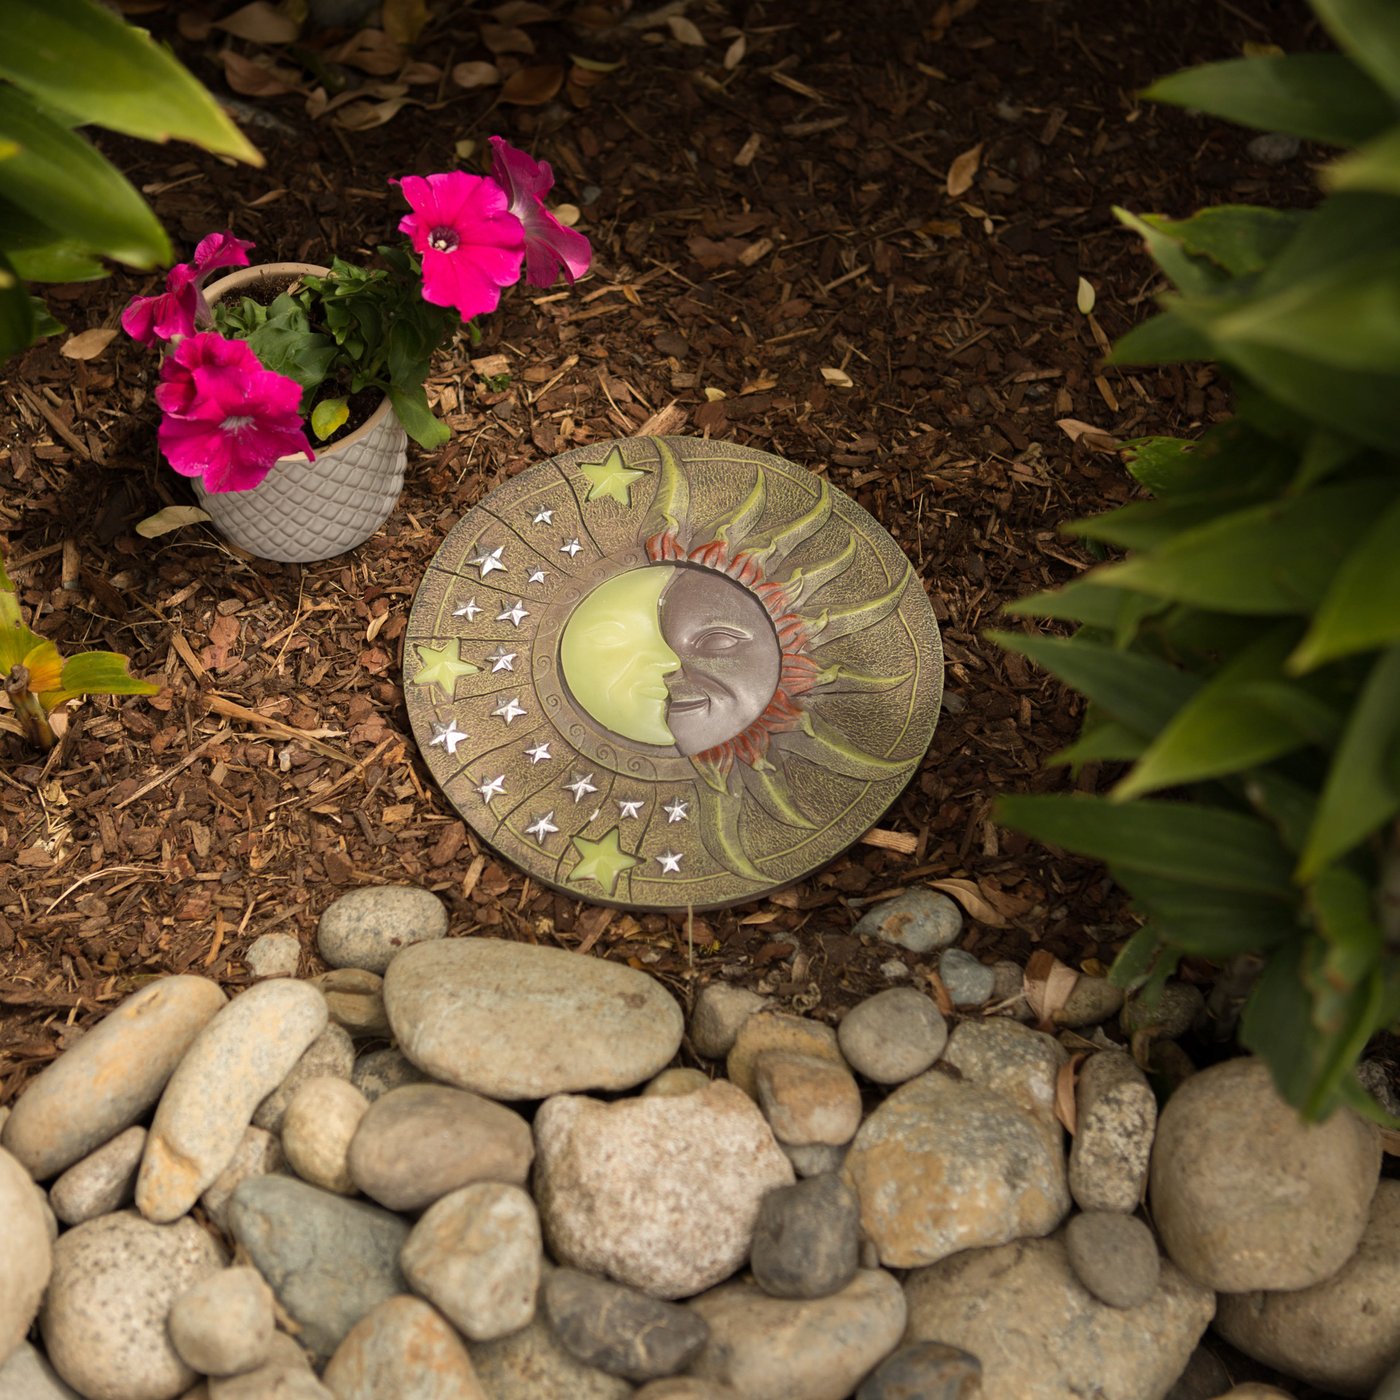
1149, 1056, 1380, 1290
468, 1309, 633, 1399
137, 978, 328, 1222
837, 988, 947, 1085
852, 888, 962, 953
350, 1047, 432, 1101
1068, 1050, 1156, 1213
941, 1017, 1067, 1125
199, 1127, 285, 1233
1065, 1210, 1160, 1308
251, 1023, 356, 1134
727, 1011, 845, 1100
168, 1266, 274, 1377
400, 1181, 541, 1341
2, 977, 226, 1179
686, 1269, 906, 1400
317, 884, 449, 973
754, 1051, 863, 1146
0, 1341, 83, 1399
645, 1067, 712, 1097
634, 1382, 739, 1399
855, 1341, 981, 1400
227, 1174, 409, 1359
1213, 1178, 1400, 1396
783, 1141, 847, 1178
40, 1211, 225, 1400
1052, 975, 1125, 1028
311, 969, 391, 1038
207, 1332, 329, 1400
243, 933, 301, 980
347, 1083, 533, 1212
750, 1173, 860, 1299
1121, 981, 1204, 1040
0, 1144, 53, 1364
322, 1294, 487, 1400
904, 1231, 1215, 1400
385, 938, 684, 1098
49, 1125, 145, 1226
690, 984, 768, 1059
843, 1068, 1069, 1267
534, 1080, 794, 1298
937, 948, 995, 1006
281, 1076, 369, 1196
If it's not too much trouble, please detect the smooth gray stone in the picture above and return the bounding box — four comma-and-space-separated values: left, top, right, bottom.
48, 1126, 145, 1226
852, 888, 963, 954
0, 1341, 83, 1399
689, 984, 768, 1060
243, 933, 301, 979
1120, 981, 1204, 1040
227, 1174, 409, 1359
310, 969, 390, 1039
1065, 1211, 1160, 1309
350, 1047, 432, 1101
252, 1023, 356, 1134
545, 1267, 708, 1381
937, 948, 996, 1006
207, 1333, 329, 1399
750, 1173, 860, 1300
199, 1127, 285, 1234
168, 1266, 274, 1378
856, 1341, 981, 1400
837, 987, 947, 1085
468, 1310, 633, 1399
316, 885, 449, 974
1247, 131, 1301, 163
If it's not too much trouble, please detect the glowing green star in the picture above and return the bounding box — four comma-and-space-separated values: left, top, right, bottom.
581, 446, 647, 507
413, 641, 480, 699
566, 826, 640, 896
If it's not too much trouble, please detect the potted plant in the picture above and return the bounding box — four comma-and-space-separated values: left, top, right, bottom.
121, 138, 591, 563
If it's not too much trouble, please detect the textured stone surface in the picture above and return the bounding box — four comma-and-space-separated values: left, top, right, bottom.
252, 1024, 356, 1134
385, 938, 684, 1098
686, 1269, 906, 1400
941, 1017, 1067, 1125
534, 1081, 794, 1298
1149, 1056, 1380, 1291
322, 1294, 487, 1400
634, 1382, 739, 1399
843, 1068, 1069, 1267
855, 1342, 981, 1400
350, 1047, 432, 1101
726, 1011, 845, 1100
348, 1083, 533, 1212
2, 977, 226, 1180
904, 1232, 1215, 1400
852, 888, 962, 953
1052, 975, 1125, 1028
468, 1310, 633, 1399
782, 1141, 847, 1178
837, 988, 947, 1085
750, 1173, 860, 1300
317, 885, 449, 974
48, 1125, 145, 1226
168, 1266, 274, 1378
1065, 1210, 1160, 1309
227, 1174, 409, 1359
0, 1144, 53, 1366
281, 1076, 369, 1196
644, 1067, 712, 1098
937, 948, 996, 1006
199, 1127, 285, 1234
40, 1211, 225, 1400
137, 979, 328, 1222
243, 933, 301, 980
206, 1332, 329, 1400
1213, 1179, 1400, 1396
311, 969, 390, 1039
0, 1341, 83, 1400
1121, 981, 1204, 1040
689, 984, 768, 1060
1068, 1050, 1156, 1214
754, 1051, 863, 1146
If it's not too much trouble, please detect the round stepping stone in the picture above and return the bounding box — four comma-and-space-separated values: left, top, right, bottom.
316, 885, 449, 974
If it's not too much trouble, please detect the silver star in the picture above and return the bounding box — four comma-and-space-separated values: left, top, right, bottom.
526, 567, 547, 585
497, 599, 529, 627
560, 537, 583, 558
617, 798, 644, 819
486, 644, 516, 673
664, 797, 690, 824
493, 696, 527, 724
452, 597, 482, 621
427, 719, 468, 756
477, 774, 506, 803
532, 508, 554, 525
525, 811, 558, 843
565, 772, 599, 803
524, 741, 552, 764
468, 544, 506, 577
657, 850, 683, 873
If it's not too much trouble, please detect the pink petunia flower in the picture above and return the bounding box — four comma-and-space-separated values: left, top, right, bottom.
488, 136, 591, 288
156, 333, 312, 494
121, 233, 256, 345
393, 172, 526, 322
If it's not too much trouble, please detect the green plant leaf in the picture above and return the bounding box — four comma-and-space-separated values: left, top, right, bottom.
0, 85, 168, 268
1290, 428, 1363, 491
0, 0, 262, 164
1312, 0, 1400, 102
1120, 437, 1216, 496
1050, 719, 1149, 768
1069, 491, 1259, 551
1297, 643, 1400, 881
8, 241, 106, 282
42, 650, 159, 708
0, 249, 35, 356
1326, 126, 1400, 194
996, 793, 1296, 897
311, 396, 350, 442
1143, 54, 1395, 147
1107, 925, 1172, 992
1126, 873, 1298, 955
387, 384, 450, 450
1114, 207, 1231, 294
1141, 205, 1304, 277
1255, 192, 1400, 296
1289, 490, 1400, 669
1001, 579, 1158, 631
1107, 308, 1216, 365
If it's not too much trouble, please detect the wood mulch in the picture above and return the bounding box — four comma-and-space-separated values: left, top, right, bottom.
0, 0, 1322, 1106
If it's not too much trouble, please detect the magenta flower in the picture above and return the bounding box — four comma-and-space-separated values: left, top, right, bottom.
394, 172, 525, 322
121, 233, 256, 345
488, 136, 591, 288
156, 333, 312, 494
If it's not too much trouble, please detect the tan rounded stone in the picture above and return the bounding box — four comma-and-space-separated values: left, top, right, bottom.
754, 1051, 863, 1146
0, 1145, 52, 1364
323, 1294, 487, 1399
1069, 1050, 1156, 1214
310, 969, 391, 1038
726, 1011, 844, 1100
644, 1068, 712, 1097
281, 1077, 369, 1196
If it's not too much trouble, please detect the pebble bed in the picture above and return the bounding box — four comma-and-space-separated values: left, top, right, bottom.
1, 883, 1397, 1400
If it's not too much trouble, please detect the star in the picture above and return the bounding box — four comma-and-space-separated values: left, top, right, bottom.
617, 798, 644, 819
532, 508, 554, 525
467, 544, 506, 578
486, 644, 516, 673
560, 537, 583, 558
524, 741, 552, 764
427, 719, 468, 756
493, 696, 527, 724
567, 826, 640, 896
452, 597, 482, 621
526, 567, 547, 585
657, 850, 683, 874
525, 811, 558, 843
412, 642, 480, 699
497, 599, 529, 627
664, 797, 690, 824
477, 774, 506, 803
565, 772, 599, 803
581, 445, 648, 507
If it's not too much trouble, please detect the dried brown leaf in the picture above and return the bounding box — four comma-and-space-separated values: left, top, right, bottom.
135, 506, 213, 539
331, 29, 404, 75
215, 2, 300, 44
723, 33, 746, 69
217, 49, 301, 97
482, 23, 536, 56
60, 328, 118, 361
1054, 1052, 1086, 1135
500, 64, 564, 104
493, 0, 554, 21
333, 97, 411, 130
399, 61, 442, 85
451, 60, 501, 90
667, 15, 705, 44
1024, 949, 1080, 1028
926, 877, 1008, 927
945, 141, 983, 198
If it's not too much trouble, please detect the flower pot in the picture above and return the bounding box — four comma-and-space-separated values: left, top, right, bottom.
195, 262, 409, 564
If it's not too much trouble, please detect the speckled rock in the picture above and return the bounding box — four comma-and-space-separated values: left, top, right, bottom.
281, 1076, 369, 1196
1149, 1056, 1380, 1291
782, 1141, 847, 1178
837, 988, 947, 1085
48, 1125, 145, 1226
644, 1067, 712, 1097
1213, 1179, 1400, 1396
0, 1144, 53, 1364
350, 1047, 432, 1101
855, 1341, 981, 1400
40, 1210, 225, 1400
168, 1266, 274, 1378
468, 1309, 633, 1399
317, 884, 449, 974
941, 1017, 1067, 1125
311, 969, 391, 1039
686, 1269, 906, 1400
727, 1011, 845, 1100
689, 984, 768, 1060
755, 1051, 862, 1147
137, 978, 328, 1222
243, 933, 301, 979
1069, 1050, 1156, 1214
1121, 981, 1204, 1040
1247, 131, 1302, 163
852, 888, 962, 954
1065, 1211, 1160, 1309
252, 1024, 356, 1134
322, 1294, 487, 1400
0, 1341, 83, 1399
206, 1332, 329, 1400
2, 977, 226, 1179
750, 1172, 860, 1300
534, 1080, 794, 1298
1052, 975, 1126, 1028
937, 948, 996, 1006
904, 1232, 1215, 1400
199, 1127, 284, 1233
385, 938, 684, 1099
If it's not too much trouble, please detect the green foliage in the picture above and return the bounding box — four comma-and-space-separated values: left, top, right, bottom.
0, 0, 261, 358
995, 0, 1400, 1119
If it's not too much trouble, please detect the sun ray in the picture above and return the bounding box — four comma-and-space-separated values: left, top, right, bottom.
783, 534, 857, 607
806, 563, 912, 646
744, 761, 818, 830
741, 478, 831, 568
710, 471, 766, 549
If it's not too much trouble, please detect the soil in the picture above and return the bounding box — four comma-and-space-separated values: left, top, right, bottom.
0, 3, 1325, 1094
